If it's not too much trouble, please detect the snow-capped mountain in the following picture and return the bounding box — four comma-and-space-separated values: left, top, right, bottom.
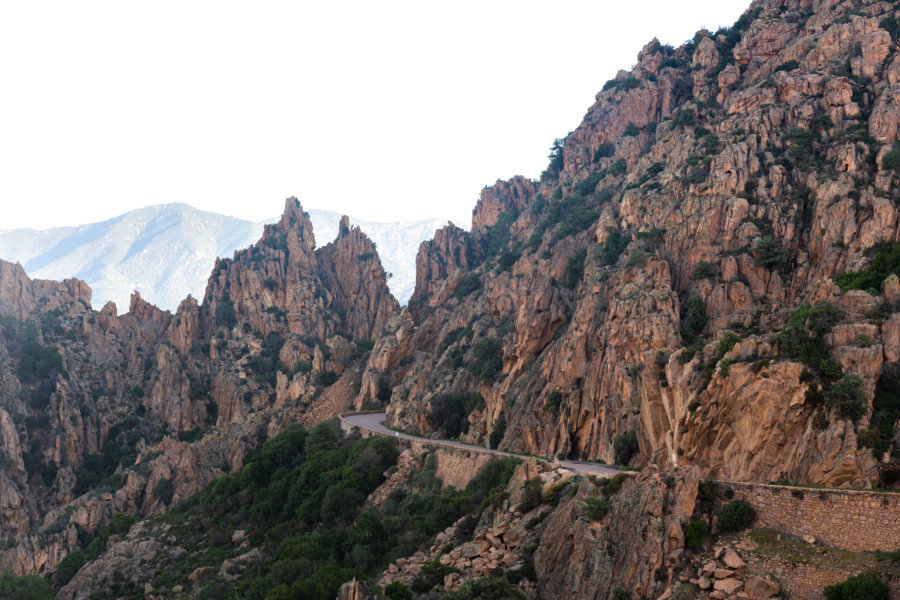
0, 203, 446, 312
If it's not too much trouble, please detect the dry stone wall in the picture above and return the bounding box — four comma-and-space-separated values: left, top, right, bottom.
744, 555, 900, 600
714, 481, 900, 552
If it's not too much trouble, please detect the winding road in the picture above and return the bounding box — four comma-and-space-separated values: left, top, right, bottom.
340, 412, 622, 478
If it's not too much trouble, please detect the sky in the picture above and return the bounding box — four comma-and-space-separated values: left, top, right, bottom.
0, 1, 749, 231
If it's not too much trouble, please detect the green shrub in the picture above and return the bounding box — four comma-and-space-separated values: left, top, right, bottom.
565, 249, 587, 289
519, 478, 543, 513
411, 560, 458, 593
55, 550, 85, 586
482, 210, 518, 260
575, 170, 606, 196
825, 375, 867, 421
880, 15, 900, 41
543, 480, 572, 506
719, 358, 734, 377
593, 143, 615, 162
691, 260, 714, 280
716, 331, 741, 355
612, 588, 630, 600
787, 126, 814, 159
384, 582, 413, 600
455, 272, 483, 298
824, 573, 888, 600
0, 571, 52, 600
584, 497, 608, 521
613, 431, 639, 465
214, 299, 237, 327
754, 234, 785, 269
684, 520, 708, 549
442, 577, 527, 600
681, 295, 708, 344
717, 499, 755, 532
471, 337, 503, 383
673, 108, 697, 127
773, 59, 799, 73
775, 303, 842, 371
318, 371, 339, 387
597, 229, 631, 266
834, 242, 900, 291
426, 393, 484, 438
622, 122, 641, 137
882, 148, 900, 171
154, 477, 174, 505
867, 362, 900, 457
608, 158, 627, 176
489, 421, 507, 449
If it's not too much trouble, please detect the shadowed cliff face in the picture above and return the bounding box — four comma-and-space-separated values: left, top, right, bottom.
0, 198, 399, 575
355, 0, 900, 489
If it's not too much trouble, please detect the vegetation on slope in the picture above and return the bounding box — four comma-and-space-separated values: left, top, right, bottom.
62, 421, 520, 600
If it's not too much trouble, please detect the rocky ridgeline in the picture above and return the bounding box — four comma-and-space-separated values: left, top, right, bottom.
346, 0, 900, 491
0, 199, 400, 576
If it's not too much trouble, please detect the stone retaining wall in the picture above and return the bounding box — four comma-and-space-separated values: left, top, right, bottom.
744, 554, 900, 600
713, 481, 900, 552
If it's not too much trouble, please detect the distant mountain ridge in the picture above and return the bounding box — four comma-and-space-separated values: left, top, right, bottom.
0, 203, 446, 312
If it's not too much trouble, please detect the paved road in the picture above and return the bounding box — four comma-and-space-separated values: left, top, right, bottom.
341, 412, 622, 478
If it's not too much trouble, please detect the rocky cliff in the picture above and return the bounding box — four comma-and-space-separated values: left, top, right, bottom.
0, 199, 399, 576
355, 0, 900, 490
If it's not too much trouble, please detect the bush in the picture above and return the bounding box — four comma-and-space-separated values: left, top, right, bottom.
824, 573, 888, 600
455, 272, 483, 298
681, 295, 708, 344
471, 337, 503, 384
673, 108, 697, 127
754, 234, 785, 269
613, 431, 639, 465
884, 149, 900, 171
593, 143, 615, 162
519, 477, 543, 513
716, 331, 741, 355
683, 520, 708, 549
384, 582, 413, 600
489, 421, 506, 449
881, 15, 900, 41
608, 158, 627, 176
426, 393, 484, 438
691, 260, 715, 280
154, 477, 174, 505
55, 550, 85, 586
411, 560, 458, 593
717, 499, 755, 532
215, 299, 237, 327
0, 571, 52, 600
318, 371, 339, 387
584, 497, 608, 521
825, 375, 867, 421
442, 577, 527, 600
773, 59, 800, 73
565, 250, 587, 289
597, 229, 631, 266
834, 242, 900, 291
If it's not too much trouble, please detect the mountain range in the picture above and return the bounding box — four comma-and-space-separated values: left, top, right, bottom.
0, 203, 446, 311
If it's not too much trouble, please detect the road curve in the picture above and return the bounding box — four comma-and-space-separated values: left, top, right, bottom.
340, 412, 622, 478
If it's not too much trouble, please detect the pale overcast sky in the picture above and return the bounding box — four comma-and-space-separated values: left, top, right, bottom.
0, 1, 748, 231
